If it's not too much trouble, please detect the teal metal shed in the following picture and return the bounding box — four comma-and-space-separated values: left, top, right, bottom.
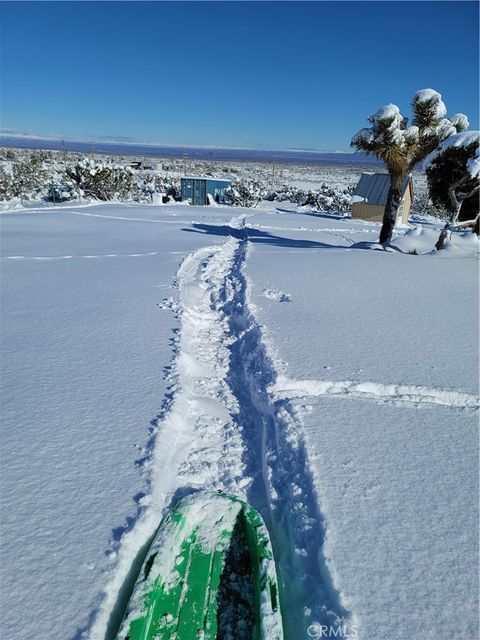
181, 176, 231, 205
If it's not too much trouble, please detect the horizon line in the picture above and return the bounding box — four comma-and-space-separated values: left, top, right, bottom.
0, 130, 352, 155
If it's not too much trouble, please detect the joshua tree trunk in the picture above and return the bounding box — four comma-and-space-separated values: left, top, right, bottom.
379, 173, 404, 244
435, 181, 479, 250
435, 205, 461, 250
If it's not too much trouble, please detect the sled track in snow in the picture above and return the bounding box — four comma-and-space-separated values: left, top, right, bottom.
88, 215, 351, 639
218, 225, 350, 636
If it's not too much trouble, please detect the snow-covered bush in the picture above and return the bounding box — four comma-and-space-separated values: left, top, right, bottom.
425, 131, 480, 247
225, 182, 263, 207
0, 165, 14, 200
126, 172, 180, 203
409, 193, 448, 220
0, 151, 50, 202
65, 159, 133, 201
264, 182, 352, 213
0, 148, 16, 160
45, 181, 75, 203
0, 150, 184, 205
299, 183, 352, 213
130, 174, 157, 203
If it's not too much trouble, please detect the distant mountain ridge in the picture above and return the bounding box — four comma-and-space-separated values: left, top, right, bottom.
0, 136, 381, 166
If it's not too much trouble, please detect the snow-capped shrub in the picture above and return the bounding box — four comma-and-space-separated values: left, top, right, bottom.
7, 152, 49, 201
0, 148, 15, 160
410, 193, 448, 220
0, 151, 183, 205
45, 182, 75, 203
264, 183, 352, 213
65, 159, 133, 201
0, 165, 14, 200
130, 174, 156, 203
225, 182, 263, 207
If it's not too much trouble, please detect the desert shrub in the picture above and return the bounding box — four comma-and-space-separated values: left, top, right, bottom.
65, 158, 133, 201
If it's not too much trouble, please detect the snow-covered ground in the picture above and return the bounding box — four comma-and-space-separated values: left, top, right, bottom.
1, 200, 478, 640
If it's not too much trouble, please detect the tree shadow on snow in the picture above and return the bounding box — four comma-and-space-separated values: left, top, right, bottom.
276, 206, 346, 221
183, 222, 346, 250
350, 240, 405, 253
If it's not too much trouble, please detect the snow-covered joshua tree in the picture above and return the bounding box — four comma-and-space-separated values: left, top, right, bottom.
351, 89, 469, 244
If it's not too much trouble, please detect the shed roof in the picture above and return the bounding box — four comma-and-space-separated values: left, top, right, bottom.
352, 173, 412, 206
181, 176, 231, 183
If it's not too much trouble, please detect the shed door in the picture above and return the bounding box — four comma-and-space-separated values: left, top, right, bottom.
193, 180, 206, 205
181, 180, 193, 201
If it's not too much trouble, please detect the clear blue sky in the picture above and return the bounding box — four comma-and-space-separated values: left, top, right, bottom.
1, 1, 478, 151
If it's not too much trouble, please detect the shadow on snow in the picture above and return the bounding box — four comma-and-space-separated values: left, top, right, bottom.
183, 222, 347, 250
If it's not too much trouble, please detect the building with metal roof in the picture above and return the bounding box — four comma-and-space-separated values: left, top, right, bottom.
351, 172, 413, 225
181, 176, 231, 206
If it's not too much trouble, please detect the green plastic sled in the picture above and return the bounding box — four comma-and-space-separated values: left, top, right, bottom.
116, 492, 284, 640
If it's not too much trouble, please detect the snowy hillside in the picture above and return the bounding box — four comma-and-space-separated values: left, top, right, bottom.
1, 200, 478, 640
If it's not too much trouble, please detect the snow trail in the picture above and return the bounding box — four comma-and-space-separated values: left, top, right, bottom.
274, 376, 478, 409
71, 211, 194, 224
216, 226, 351, 636
89, 215, 351, 639
4, 251, 164, 260
89, 232, 247, 639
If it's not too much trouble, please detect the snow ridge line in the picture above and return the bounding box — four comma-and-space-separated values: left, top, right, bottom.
273, 376, 479, 409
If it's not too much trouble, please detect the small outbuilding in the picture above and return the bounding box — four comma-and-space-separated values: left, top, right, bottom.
181, 176, 231, 205
351, 172, 413, 225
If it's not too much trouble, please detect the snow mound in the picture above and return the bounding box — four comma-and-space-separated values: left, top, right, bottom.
413, 88, 447, 118
373, 103, 401, 121
392, 225, 479, 257
450, 113, 470, 131
425, 131, 480, 168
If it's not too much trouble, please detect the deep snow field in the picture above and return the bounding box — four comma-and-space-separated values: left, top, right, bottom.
1, 198, 478, 640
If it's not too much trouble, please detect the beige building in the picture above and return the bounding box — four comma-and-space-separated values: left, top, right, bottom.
351, 173, 413, 225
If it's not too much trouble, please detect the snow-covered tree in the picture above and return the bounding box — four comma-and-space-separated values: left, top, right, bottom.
425, 131, 479, 249
351, 89, 469, 244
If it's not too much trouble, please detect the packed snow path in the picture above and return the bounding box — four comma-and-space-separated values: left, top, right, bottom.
91, 216, 351, 639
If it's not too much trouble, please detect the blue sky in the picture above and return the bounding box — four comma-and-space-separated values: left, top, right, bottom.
1, 1, 478, 151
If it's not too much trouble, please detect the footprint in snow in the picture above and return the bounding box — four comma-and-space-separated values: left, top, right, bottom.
157, 297, 180, 312
263, 287, 291, 302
